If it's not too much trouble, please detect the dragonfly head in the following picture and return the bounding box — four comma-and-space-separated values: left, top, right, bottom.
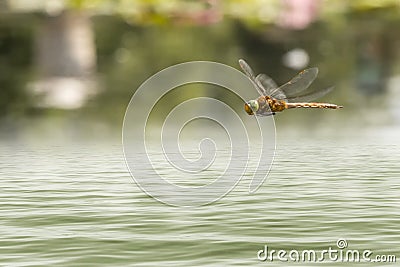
244, 100, 259, 115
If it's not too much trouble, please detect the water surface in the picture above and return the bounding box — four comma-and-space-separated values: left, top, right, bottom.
1, 134, 399, 266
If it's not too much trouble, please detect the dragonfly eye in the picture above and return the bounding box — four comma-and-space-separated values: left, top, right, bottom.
245, 100, 259, 115
244, 103, 253, 115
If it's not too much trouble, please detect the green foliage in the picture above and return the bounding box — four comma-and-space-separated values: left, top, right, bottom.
0, 15, 33, 117
86, 16, 242, 123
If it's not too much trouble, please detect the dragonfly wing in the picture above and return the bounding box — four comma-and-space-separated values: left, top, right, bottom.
256, 74, 288, 100
239, 59, 266, 96
255, 73, 279, 96
279, 67, 319, 97
269, 88, 287, 100
239, 59, 256, 78
256, 111, 275, 117
287, 86, 334, 103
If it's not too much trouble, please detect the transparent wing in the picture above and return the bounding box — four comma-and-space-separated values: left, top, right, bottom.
278, 67, 319, 97
256, 111, 275, 117
286, 86, 334, 103
256, 74, 287, 100
239, 59, 267, 96
239, 59, 255, 77
255, 74, 277, 92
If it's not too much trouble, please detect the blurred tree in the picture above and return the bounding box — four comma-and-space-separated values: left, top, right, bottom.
31, 10, 96, 109
0, 15, 33, 117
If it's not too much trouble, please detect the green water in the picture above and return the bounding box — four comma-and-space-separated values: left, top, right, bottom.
1, 133, 399, 266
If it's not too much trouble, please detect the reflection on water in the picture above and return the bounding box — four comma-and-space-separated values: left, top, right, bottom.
0, 135, 399, 266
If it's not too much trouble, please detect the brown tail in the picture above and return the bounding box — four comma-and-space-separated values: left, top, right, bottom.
286, 102, 343, 109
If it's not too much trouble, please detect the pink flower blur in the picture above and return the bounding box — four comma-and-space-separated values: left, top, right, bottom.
278, 0, 320, 30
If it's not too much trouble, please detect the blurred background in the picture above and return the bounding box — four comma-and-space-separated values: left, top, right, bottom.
1, 0, 400, 141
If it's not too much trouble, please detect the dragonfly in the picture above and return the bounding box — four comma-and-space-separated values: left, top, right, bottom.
239, 59, 343, 116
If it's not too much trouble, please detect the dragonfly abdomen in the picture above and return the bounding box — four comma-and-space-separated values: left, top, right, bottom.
286, 102, 343, 109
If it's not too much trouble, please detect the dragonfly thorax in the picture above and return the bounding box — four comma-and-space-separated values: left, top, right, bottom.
257, 95, 287, 114
266, 96, 287, 112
